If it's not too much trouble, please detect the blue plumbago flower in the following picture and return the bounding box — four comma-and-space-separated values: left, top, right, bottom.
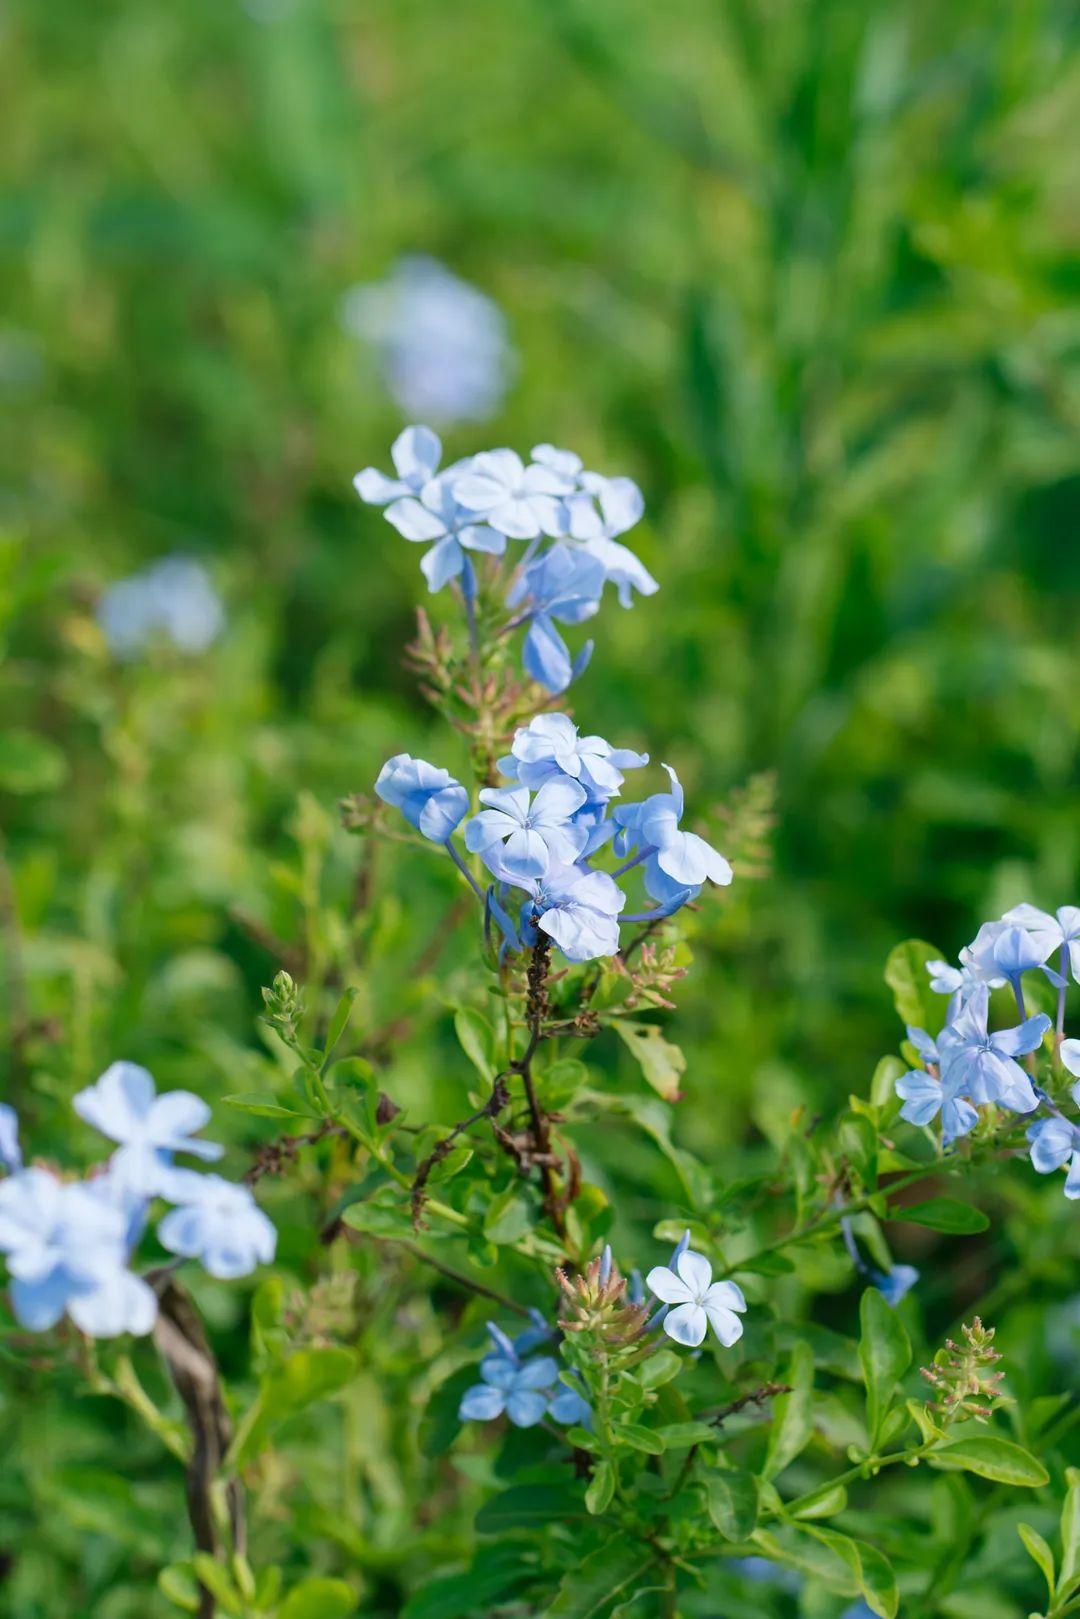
894, 1065, 978, 1143
73, 1063, 223, 1197
548, 1374, 592, 1427
465, 780, 589, 882
157, 1171, 277, 1279
1027, 1097, 1080, 1199
452, 448, 575, 541
645, 1247, 746, 1349
872, 1264, 920, 1306
353, 424, 443, 505
522, 864, 626, 963
375, 754, 469, 843
498, 712, 648, 799
0, 1168, 157, 1337
98, 557, 225, 659
458, 1352, 560, 1427
937, 984, 1048, 1113
613, 765, 732, 904
507, 543, 605, 693
342, 258, 512, 424
382, 473, 506, 594
1004, 903, 1080, 983
0, 1105, 21, 1173
567, 473, 658, 607
508, 1309, 555, 1356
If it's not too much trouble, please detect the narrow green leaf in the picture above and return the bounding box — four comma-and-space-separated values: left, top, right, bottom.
190, 1556, 243, 1615
859, 1287, 911, 1445
930, 1435, 1049, 1488
1060, 1467, 1080, 1591
322, 987, 359, 1067
763, 1340, 814, 1480
654, 1421, 715, 1449
221, 1093, 310, 1120
454, 1007, 497, 1082
617, 1423, 665, 1455
611, 1019, 686, 1101
585, 1460, 615, 1515
893, 1197, 989, 1234
1017, 1524, 1055, 1600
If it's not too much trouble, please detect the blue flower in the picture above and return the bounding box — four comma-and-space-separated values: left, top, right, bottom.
157, 1171, 277, 1278
452, 448, 575, 540
458, 1352, 559, 1427
872, 1264, 920, 1306
0, 1105, 21, 1173
567, 474, 658, 607
523, 864, 626, 962
937, 984, 1048, 1112
1003, 903, 1080, 983
73, 1063, 223, 1197
353, 424, 443, 505
613, 765, 732, 903
645, 1246, 746, 1349
383, 473, 506, 594
342, 258, 512, 424
1027, 1092, 1080, 1199
548, 1375, 592, 1427
894, 1066, 978, 1143
97, 557, 224, 659
0, 1168, 157, 1337
465, 780, 589, 882
375, 754, 469, 843
499, 712, 648, 799
507, 543, 606, 693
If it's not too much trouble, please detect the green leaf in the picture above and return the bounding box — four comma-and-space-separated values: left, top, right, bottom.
229, 1348, 358, 1466
929, 1435, 1049, 1488
705, 1469, 759, 1540
893, 1197, 989, 1234
884, 939, 942, 1029
870, 1056, 906, 1108
654, 1421, 716, 1449
803, 1527, 899, 1619
585, 1460, 616, 1515
791, 1481, 848, 1519
1061, 1468, 1080, 1594
1017, 1524, 1055, 1600
0, 729, 68, 794
763, 1340, 814, 1480
190, 1557, 243, 1616
634, 1350, 682, 1389
322, 987, 359, 1067
454, 1007, 497, 1082
859, 1286, 911, 1445
612, 1020, 686, 1101
280, 1579, 356, 1619
544, 1538, 656, 1617
482, 1186, 532, 1245
425, 1144, 473, 1183
401, 1556, 530, 1619
617, 1423, 665, 1455
221, 1092, 311, 1120
157, 1565, 200, 1613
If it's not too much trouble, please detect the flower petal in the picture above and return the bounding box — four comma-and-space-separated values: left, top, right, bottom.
663, 1302, 707, 1347
645, 1264, 693, 1305
675, 1248, 713, 1297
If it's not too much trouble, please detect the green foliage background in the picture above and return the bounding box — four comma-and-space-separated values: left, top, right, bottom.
1, 0, 1079, 1613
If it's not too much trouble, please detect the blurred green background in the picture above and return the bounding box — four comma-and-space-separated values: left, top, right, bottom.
2, 0, 1079, 1611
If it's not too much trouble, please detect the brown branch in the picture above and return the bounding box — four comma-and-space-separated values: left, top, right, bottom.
411, 1073, 511, 1226
150, 1276, 244, 1619
378, 1236, 533, 1317
668, 1381, 792, 1503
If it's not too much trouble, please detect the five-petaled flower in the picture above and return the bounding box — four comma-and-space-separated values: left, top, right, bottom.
73, 1062, 223, 1197
458, 1353, 560, 1427
613, 764, 732, 905
157, 1171, 278, 1278
375, 754, 470, 844
452, 448, 574, 540
499, 712, 648, 800
646, 1247, 747, 1348
465, 780, 589, 882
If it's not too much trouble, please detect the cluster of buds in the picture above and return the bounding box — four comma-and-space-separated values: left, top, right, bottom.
920, 1317, 1008, 1425
620, 939, 687, 1012
556, 1246, 650, 1347
261, 970, 306, 1047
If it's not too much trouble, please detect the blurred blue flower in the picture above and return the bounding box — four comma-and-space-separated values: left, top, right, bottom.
73, 1063, 223, 1197
548, 1376, 592, 1427
342, 258, 512, 423
523, 864, 626, 962
157, 1171, 277, 1278
465, 780, 588, 882
1003, 903, 1080, 983
353, 424, 443, 504
375, 754, 469, 843
383, 473, 506, 593
872, 1264, 920, 1306
0, 1168, 156, 1337
507, 543, 605, 693
0, 1105, 21, 1172
452, 448, 574, 540
499, 712, 648, 800
98, 557, 224, 659
458, 1352, 559, 1427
